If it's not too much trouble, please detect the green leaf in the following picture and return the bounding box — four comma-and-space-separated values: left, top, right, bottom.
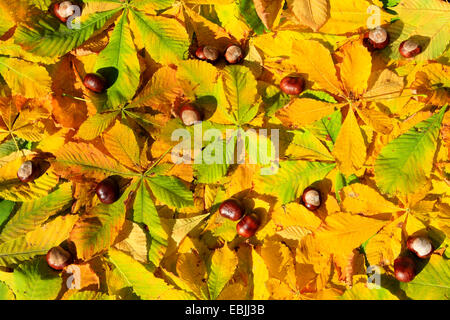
12, 257, 61, 300
400, 255, 450, 299
207, 245, 238, 300
221, 65, 259, 125
0, 280, 14, 300
130, 8, 190, 64
146, 175, 194, 209
95, 10, 140, 109
258, 161, 336, 204
375, 105, 448, 196
133, 180, 167, 267
306, 109, 342, 151
108, 248, 194, 300
0, 183, 73, 242
238, 0, 267, 35
285, 129, 335, 161
0, 200, 15, 228
14, 9, 122, 58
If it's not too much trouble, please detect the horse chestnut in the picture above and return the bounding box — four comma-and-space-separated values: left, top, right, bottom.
17, 160, 39, 183
83, 73, 107, 93
394, 256, 416, 282
399, 40, 421, 58
280, 76, 305, 95
95, 177, 120, 204
195, 46, 220, 63
46, 246, 72, 271
407, 236, 434, 259
224, 45, 244, 64
363, 27, 390, 51
178, 104, 203, 126
219, 199, 244, 221
236, 213, 260, 238
301, 187, 321, 211
53, 1, 75, 23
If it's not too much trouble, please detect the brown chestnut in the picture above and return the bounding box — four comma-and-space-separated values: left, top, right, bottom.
17, 160, 39, 183
219, 198, 244, 221
46, 246, 72, 271
95, 177, 120, 204
195, 46, 220, 63
394, 256, 416, 283
236, 213, 260, 238
53, 1, 75, 23
301, 187, 321, 211
224, 45, 244, 64
407, 236, 434, 259
363, 27, 390, 51
399, 40, 421, 58
178, 104, 203, 126
83, 73, 107, 93
280, 76, 305, 95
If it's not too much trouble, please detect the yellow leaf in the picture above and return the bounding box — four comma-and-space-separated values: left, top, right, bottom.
276, 98, 340, 128
103, 121, 141, 170
253, 0, 284, 29
208, 245, 239, 300
251, 250, 270, 300
332, 107, 367, 175
338, 41, 372, 97
291, 40, 344, 95
113, 221, 148, 264
340, 183, 399, 215
291, 0, 329, 32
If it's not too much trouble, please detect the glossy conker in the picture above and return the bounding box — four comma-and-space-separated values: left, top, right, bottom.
195, 46, 220, 63
236, 213, 260, 238
83, 73, 107, 93
407, 235, 434, 259
53, 1, 75, 23
224, 45, 244, 64
178, 104, 203, 126
363, 27, 390, 51
280, 76, 305, 95
399, 40, 422, 58
46, 246, 72, 271
219, 198, 244, 221
17, 160, 39, 183
394, 256, 416, 283
95, 177, 120, 204
301, 187, 321, 211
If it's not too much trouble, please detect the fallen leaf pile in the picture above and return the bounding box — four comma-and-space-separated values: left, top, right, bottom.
0, 0, 449, 300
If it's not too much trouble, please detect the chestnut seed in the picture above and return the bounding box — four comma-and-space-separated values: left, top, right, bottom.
178, 104, 203, 126
280, 76, 305, 95
394, 256, 416, 283
46, 246, 72, 271
399, 40, 422, 58
407, 236, 434, 259
195, 46, 219, 62
83, 73, 107, 93
224, 45, 244, 64
17, 160, 39, 183
95, 177, 120, 204
301, 187, 321, 211
53, 1, 75, 23
363, 27, 390, 51
236, 213, 260, 238
219, 199, 244, 221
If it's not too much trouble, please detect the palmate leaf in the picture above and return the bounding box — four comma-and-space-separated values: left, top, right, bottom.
375, 105, 448, 196
108, 248, 195, 300
0, 182, 73, 242
14, 8, 122, 58
129, 8, 190, 65
0, 215, 78, 267
95, 10, 140, 109
257, 160, 336, 204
